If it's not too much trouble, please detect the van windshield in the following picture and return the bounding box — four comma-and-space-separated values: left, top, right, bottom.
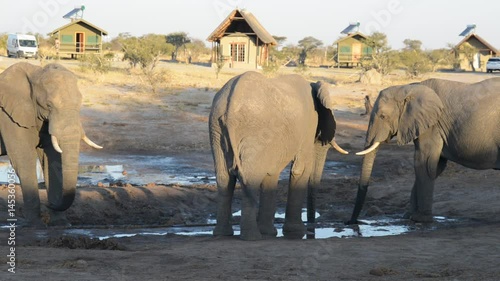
19, 40, 37, 47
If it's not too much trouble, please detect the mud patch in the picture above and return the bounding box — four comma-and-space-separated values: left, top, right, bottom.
38, 236, 125, 250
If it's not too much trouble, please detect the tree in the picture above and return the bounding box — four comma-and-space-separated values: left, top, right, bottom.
267, 36, 288, 64
166, 32, 191, 61
361, 32, 398, 75
184, 38, 210, 63
399, 38, 431, 78
118, 34, 174, 93
214, 48, 225, 79
281, 44, 301, 66
297, 36, 323, 65
455, 42, 479, 72
427, 48, 454, 72
262, 36, 287, 75
403, 39, 422, 51
0, 33, 8, 56
120, 34, 172, 70
272, 36, 287, 47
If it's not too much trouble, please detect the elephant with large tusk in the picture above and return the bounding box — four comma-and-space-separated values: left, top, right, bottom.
0, 62, 102, 226
209, 71, 348, 240
347, 78, 500, 224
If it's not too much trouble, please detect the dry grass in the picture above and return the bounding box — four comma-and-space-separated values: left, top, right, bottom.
1, 57, 487, 109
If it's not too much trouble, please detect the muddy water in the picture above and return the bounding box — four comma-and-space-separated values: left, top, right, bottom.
7, 213, 462, 241
0, 152, 358, 186
77, 153, 358, 186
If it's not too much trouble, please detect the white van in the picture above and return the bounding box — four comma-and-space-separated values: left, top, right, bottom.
7, 34, 38, 59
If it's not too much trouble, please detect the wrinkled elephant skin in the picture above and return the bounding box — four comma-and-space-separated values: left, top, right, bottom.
209, 71, 347, 240
349, 78, 500, 224
0, 62, 102, 226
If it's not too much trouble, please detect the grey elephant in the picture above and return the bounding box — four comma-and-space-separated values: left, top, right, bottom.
348, 78, 500, 224
209, 71, 348, 240
0, 62, 102, 226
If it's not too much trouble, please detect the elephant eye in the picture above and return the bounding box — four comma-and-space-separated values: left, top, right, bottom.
379, 114, 386, 120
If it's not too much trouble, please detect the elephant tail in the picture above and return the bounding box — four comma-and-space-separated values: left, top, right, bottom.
228, 136, 241, 177
224, 122, 242, 178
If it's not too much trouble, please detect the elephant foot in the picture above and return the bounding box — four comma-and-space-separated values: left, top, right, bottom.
345, 219, 360, 225
48, 211, 71, 227
20, 209, 46, 228
405, 212, 434, 223
259, 224, 277, 238
213, 224, 234, 236
283, 223, 306, 239
240, 228, 263, 241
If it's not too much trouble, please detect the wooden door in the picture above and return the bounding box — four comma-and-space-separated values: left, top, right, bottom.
76, 32, 85, 53
352, 43, 362, 62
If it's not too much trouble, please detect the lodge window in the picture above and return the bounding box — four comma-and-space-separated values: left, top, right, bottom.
231, 43, 245, 62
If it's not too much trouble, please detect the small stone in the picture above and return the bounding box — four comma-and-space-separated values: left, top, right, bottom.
370, 268, 385, 276
369, 267, 395, 276
76, 259, 88, 268
359, 69, 383, 85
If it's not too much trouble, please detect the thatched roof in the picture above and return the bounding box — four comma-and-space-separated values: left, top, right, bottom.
207, 9, 277, 45
48, 19, 108, 36
454, 33, 498, 54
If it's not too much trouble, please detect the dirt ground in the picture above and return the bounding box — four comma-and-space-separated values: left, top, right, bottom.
0, 57, 499, 280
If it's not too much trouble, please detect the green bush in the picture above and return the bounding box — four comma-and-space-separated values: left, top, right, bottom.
399, 50, 431, 78
262, 61, 280, 76
141, 68, 172, 94
120, 34, 173, 70
79, 54, 110, 74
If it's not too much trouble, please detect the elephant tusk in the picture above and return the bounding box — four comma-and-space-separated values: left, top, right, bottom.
82, 135, 103, 149
330, 138, 349, 155
51, 135, 63, 154
356, 142, 380, 156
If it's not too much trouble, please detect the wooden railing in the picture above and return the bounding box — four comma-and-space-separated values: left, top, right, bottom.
337, 53, 372, 63
58, 43, 101, 54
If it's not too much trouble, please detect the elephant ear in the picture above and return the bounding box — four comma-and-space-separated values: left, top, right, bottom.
311, 81, 336, 144
0, 68, 37, 128
397, 84, 443, 145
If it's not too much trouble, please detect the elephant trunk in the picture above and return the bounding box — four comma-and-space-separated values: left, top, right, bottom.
347, 146, 379, 224
46, 136, 80, 211
46, 113, 82, 211
307, 143, 330, 224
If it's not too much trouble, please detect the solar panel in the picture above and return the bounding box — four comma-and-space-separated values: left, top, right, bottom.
63, 5, 85, 19
341, 22, 360, 34
459, 24, 476, 36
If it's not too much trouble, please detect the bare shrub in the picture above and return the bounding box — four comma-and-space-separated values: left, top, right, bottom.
79, 54, 111, 74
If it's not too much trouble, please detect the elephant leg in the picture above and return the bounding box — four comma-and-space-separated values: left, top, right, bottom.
408, 133, 444, 222
240, 176, 263, 241
2, 130, 43, 226
213, 171, 236, 236
283, 158, 310, 239
257, 173, 279, 237
37, 148, 70, 226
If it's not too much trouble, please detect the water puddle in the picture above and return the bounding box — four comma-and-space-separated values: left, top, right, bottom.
0, 153, 355, 187
78, 153, 216, 186
14, 215, 461, 241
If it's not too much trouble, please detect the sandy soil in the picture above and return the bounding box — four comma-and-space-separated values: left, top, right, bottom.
0, 57, 499, 280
